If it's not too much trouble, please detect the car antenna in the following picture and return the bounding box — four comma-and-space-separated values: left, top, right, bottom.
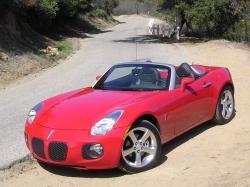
135, 28, 138, 62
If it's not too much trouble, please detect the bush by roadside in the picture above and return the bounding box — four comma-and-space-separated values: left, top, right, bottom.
38, 40, 74, 62
156, 0, 250, 43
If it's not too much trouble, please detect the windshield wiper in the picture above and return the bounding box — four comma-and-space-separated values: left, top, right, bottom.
117, 88, 156, 91
95, 87, 161, 91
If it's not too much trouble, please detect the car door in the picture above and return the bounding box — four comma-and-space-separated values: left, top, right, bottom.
167, 78, 212, 135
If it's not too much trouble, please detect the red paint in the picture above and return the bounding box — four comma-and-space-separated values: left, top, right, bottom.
180, 77, 194, 92
159, 71, 168, 79
96, 75, 102, 81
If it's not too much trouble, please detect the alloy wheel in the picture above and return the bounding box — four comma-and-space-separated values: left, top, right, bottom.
122, 127, 157, 168
220, 90, 234, 119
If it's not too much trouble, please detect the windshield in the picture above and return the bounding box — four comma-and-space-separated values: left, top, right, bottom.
94, 64, 171, 91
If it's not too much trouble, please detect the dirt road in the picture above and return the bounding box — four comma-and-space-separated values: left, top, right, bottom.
1, 15, 250, 187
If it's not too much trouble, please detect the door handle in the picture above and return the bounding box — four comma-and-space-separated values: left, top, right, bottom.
203, 82, 212, 88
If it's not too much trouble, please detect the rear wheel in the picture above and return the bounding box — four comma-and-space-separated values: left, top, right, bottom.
119, 120, 161, 174
212, 86, 235, 124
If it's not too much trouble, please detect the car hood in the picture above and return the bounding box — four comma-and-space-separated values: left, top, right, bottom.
36, 87, 155, 130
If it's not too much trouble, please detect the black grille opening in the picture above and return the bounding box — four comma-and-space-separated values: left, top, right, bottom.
32, 138, 46, 159
48, 142, 68, 161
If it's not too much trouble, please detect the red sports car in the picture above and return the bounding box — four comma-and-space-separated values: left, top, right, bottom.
24, 62, 235, 173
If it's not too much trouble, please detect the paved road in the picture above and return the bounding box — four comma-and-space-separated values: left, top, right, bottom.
0, 15, 187, 169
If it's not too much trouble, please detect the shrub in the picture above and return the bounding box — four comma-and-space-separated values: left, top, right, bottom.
58, 0, 93, 18
185, 0, 236, 37
93, 0, 119, 15
38, 40, 73, 62
224, 14, 250, 42
35, 0, 59, 19
90, 8, 108, 18
156, 0, 250, 41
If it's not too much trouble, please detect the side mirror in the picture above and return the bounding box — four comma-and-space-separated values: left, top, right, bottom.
96, 75, 102, 81
180, 77, 194, 92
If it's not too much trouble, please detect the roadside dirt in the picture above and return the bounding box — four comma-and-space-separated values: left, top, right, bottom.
0, 39, 249, 187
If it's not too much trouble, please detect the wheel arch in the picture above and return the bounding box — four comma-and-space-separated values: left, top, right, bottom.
211, 81, 235, 120
133, 114, 160, 133
211, 82, 235, 124
216, 82, 235, 102
221, 82, 234, 93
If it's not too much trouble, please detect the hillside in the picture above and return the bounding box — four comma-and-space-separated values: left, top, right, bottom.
0, 4, 118, 88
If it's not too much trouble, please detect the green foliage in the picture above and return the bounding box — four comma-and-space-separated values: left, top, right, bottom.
89, 8, 109, 18
33, 0, 93, 19
58, 0, 92, 18
38, 40, 73, 62
0, 0, 117, 31
224, 2, 250, 42
54, 40, 74, 61
93, 0, 119, 15
35, 0, 59, 19
156, 0, 250, 41
185, 0, 235, 36
58, 0, 78, 18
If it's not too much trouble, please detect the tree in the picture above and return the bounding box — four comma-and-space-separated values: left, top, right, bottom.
93, 0, 119, 15
185, 0, 236, 36
156, 0, 249, 39
58, 0, 93, 18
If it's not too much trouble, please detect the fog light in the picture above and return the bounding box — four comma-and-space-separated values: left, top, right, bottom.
82, 144, 104, 160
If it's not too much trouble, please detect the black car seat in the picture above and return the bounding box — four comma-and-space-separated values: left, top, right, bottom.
177, 63, 207, 80
176, 63, 195, 79
190, 65, 207, 78
175, 63, 207, 88
136, 68, 160, 85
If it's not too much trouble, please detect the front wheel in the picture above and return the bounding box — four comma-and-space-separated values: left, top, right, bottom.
119, 120, 161, 174
212, 86, 235, 124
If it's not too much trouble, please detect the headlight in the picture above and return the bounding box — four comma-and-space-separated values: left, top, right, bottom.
27, 102, 43, 124
90, 110, 123, 136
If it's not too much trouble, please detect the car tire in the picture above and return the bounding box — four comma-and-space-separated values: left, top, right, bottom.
212, 85, 235, 124
119, 120, 162, 174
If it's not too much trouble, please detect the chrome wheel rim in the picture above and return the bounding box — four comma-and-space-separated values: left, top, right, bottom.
122, 127, 157, 168
221, 90, 234, 119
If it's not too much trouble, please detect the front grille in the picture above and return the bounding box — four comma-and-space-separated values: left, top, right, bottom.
32, 138, 46, 159
48, 142, 68, 161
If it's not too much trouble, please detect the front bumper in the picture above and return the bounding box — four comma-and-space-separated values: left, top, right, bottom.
25, 123, 127, 170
